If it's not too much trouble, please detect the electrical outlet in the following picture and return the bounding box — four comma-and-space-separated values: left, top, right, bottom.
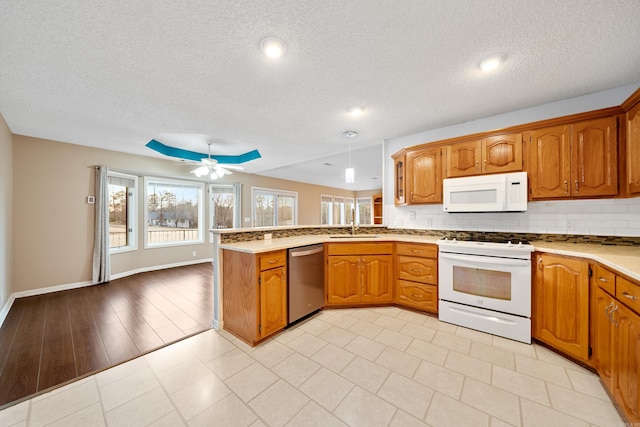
192, 251, 197, 257
264, 233, 272, 240
409, 211, 416, 220
566, 219, 575, 230
425, 218, 433, 227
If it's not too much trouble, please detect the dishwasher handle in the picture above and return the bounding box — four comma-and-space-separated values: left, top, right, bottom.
290, 247, 324, 257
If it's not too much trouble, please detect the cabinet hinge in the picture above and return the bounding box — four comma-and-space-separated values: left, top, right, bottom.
588, 346, 593, 357
258, 277, 261, 285
259, 325, 261, 333
588, 267, 593, 278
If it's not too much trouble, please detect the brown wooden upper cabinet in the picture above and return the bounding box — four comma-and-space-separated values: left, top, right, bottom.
529, 116, 618, 199
392, 153, 406, 205
406, 147, 442, 204
627, 101, 640, 195
444, 133, 523, 178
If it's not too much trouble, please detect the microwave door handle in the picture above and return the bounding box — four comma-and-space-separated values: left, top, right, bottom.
439, 252, 530, 266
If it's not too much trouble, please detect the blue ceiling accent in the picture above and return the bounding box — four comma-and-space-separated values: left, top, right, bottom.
145, 139, 261, 164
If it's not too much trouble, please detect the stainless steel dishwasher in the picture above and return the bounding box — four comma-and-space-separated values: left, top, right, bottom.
288, 244, 325, 324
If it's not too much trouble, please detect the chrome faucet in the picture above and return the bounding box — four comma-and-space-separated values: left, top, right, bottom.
351, 209, 360, 235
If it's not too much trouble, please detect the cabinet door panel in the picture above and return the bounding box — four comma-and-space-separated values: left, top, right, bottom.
482, 133, 523, 173
571, 117, 617, 197
530, 126, 571, 199
407, 148, 442, 204
327, 256, 361, 304
361, 255, 393, 303
260, 267, 287, 339
614, 304, 640, 424
445, 140, 481, 177
628, 103, 640, 195
591, 286, 614, 390
393, 155, 406, 205
533, 254, 589, 361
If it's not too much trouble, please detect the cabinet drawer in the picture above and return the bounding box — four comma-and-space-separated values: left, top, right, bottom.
592, 264, 616, 295
327, 243, 394, 256
396, 280, 438, 313
259, 251, 286, 271
396, 243, 437, 258
397, 256, 437, 284
616, 277, 640, 315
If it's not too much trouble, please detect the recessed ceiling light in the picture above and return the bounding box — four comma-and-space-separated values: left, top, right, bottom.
479, 54, 505, 72
348, 107, 365, 116
260, 37, 286, 59
343, 130, 358, 138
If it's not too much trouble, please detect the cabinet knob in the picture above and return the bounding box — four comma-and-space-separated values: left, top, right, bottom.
575, 180, 579, 193
564, 180, 568, 194
598, 277, 609, 283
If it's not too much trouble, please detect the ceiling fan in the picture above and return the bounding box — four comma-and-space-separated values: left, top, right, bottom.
144, 137, 261, 179
190, 142, 244, 180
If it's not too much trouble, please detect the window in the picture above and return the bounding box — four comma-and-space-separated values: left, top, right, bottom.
252, 188, 297, 227
108, 172, 137, 252
356, 197, 373, 225
320, 195, 333, 225
210, 183, 241, 229
145, 177, 203, 246
320, 195, 355, 225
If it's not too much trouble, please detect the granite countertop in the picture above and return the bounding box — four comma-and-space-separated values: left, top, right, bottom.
218, 234, 441, 253
530, 241, 640, 282
218, 234, 640, 282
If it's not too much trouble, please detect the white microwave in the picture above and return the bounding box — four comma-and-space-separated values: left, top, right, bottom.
443, 172, 528, 212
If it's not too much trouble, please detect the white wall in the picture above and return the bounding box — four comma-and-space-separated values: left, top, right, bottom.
384, 83, 640, 237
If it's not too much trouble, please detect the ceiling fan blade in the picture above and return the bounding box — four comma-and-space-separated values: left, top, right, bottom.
219, 164, 243, 170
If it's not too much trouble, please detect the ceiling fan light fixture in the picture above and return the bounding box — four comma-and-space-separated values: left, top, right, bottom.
193, 166, 210, 177
260, 37, 286, 59
343, 130, 358, 138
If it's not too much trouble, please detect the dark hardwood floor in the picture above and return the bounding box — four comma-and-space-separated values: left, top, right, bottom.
0, 262, 213, 408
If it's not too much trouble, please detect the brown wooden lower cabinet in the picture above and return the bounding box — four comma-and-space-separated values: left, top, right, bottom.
222, 249, 287, 346
613, 302, 640, 423
533, 253, 590, 362
395, 243, 438, 314
326, 243, 394, 306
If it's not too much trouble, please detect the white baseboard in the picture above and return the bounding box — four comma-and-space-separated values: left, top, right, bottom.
0, 294, 16, 328
0, 259, 214, 328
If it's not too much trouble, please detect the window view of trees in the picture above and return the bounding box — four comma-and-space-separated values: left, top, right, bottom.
356, 197, 373, 225
253, 189, 297, 227
211, 186, 236, 229
108, 183, 128, 248
108, 173, 136, 250
147, 180, 202, 245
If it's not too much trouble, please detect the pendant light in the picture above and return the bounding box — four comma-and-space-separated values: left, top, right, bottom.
343, 131, 357, 183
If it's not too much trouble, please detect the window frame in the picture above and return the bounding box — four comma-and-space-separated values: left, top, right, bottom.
251, 187, 298, 228
144, 176, 204, 248
209, 183, 241, 231
108, 172, 138, 254
356, 196, 373, 225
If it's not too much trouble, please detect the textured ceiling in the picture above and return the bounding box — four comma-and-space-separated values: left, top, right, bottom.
1, 1, 640, 190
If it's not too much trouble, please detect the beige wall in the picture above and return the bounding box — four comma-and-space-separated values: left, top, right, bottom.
0, 114, 12, 308
11, 135, 372, 294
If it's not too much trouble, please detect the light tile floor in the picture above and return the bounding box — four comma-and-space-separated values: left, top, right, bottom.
0, 307, 627, 427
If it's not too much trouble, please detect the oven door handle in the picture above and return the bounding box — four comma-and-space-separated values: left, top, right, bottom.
439, 252, 530, 266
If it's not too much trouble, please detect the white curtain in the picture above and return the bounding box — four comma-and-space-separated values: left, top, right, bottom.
92, 166, 110, 284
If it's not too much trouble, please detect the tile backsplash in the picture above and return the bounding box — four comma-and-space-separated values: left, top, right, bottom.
386, 197, 640, 237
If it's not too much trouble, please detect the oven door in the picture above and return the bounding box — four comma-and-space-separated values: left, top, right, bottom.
438, 252, 531, 317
